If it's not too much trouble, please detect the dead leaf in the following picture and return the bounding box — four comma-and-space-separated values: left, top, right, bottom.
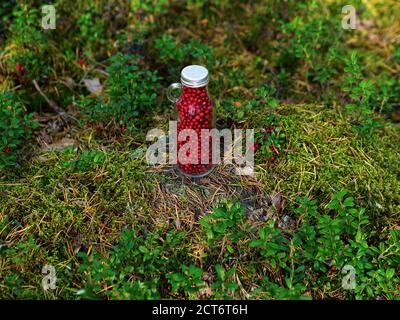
42, 138, 78, 152
62, 77, 77, 89
271, 191, 283, 212
83, 78, 103, 94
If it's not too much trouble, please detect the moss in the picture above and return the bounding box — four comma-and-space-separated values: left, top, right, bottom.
0, 147, 154, 298
260, 104, 400, 219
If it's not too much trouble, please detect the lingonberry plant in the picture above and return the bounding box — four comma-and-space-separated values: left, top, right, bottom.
220, 84, 279, 124
73, 191, 400, 300
131, 0, 169, 15
76, 227, 189, 299
7, 5, 51, 81
0, 92, 38, 170
340, 51, 382, 134
255, 114, 285, 162
277, 1, 350, 88
154, 34, 215, 79
77, 3, 111, 53
79, 53, 161, 131
60, 148, 106, 173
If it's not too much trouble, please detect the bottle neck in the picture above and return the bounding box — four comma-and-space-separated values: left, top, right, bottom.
182, 84, 208, 94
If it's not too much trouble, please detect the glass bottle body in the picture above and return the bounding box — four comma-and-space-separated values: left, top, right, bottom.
174, 84, 215, 177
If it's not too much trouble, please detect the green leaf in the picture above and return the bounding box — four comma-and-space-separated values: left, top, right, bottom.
386, 268, 395, 279
343, 197, 354, 207
138, 246, 149, 254
215, 264, 225, 281
327, 199, 339, 210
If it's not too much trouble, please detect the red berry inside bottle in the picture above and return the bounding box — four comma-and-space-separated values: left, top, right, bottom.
176, 85, 213, 176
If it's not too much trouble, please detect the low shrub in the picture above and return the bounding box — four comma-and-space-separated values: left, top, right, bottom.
0, 92, 38, 170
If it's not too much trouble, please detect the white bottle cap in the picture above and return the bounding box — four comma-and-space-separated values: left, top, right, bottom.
180, 65, 209, 87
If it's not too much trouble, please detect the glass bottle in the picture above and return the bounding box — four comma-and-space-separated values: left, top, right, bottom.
167, 65, 215, 178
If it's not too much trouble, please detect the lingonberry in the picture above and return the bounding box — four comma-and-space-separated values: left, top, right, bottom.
16, 63, 24, 72
269, 156, 276, 161
4, 146, 11, 154
250, 142, 259, 152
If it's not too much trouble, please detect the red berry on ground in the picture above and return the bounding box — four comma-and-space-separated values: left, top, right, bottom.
121, 124, 127, 133
16, 63, 24, 72
4, 146, 11, 154
269, 156, 276, 161
250, 142, 259, 152
271, 125, 276, 130
79, 57, 86, 66
234, 101, 241, 107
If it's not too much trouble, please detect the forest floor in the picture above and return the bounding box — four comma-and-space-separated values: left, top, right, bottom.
0, 0, 399, 299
